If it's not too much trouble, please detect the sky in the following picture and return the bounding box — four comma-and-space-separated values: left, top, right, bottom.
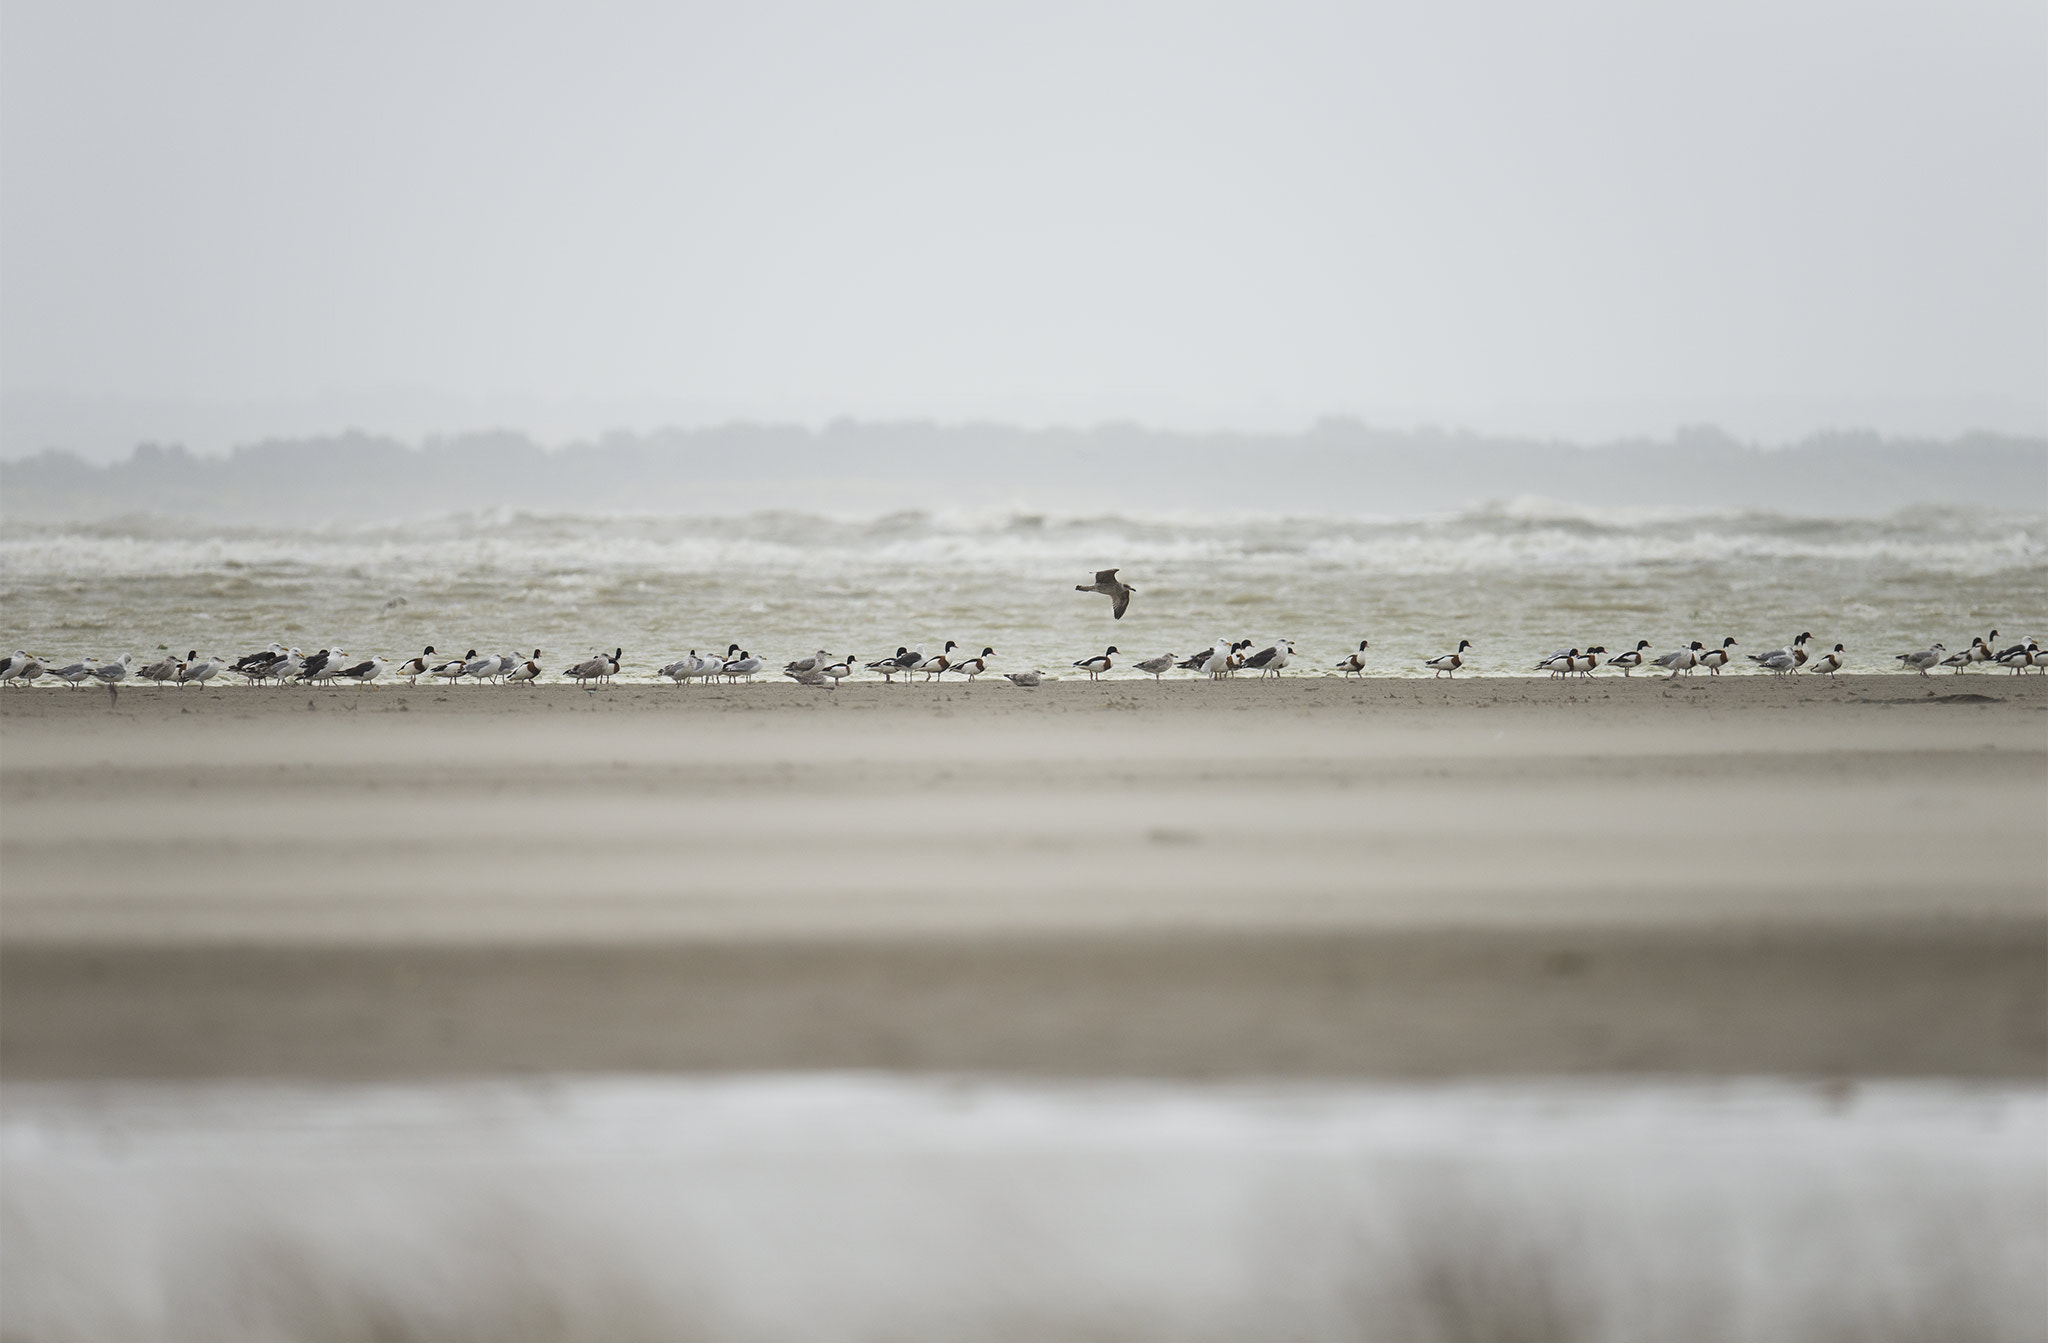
2, 0, 2044, 460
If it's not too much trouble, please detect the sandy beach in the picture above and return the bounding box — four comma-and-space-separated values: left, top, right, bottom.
4, 675, 2043, 1080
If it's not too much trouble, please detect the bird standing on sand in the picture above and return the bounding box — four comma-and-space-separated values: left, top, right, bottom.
397, 647, 437, 685
1132, 654, 1177, 682
1074, 646, 1119, 680
1076, 569, 1135, 620
177, 654, 221, 687
948, 647, 996, 681
1896, 644, 1945, 676
1333, 640, 1370, 677
1654, 641, 1703, 678
1424, 641, 1471, 678
1807, 644, 1845, 675
1698, 637, 1738, 675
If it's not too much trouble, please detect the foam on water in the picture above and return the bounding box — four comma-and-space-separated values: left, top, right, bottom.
2, 504, 2042, 679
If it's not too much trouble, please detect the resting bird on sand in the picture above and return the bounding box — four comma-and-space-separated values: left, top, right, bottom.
1076, 569, 1135, 620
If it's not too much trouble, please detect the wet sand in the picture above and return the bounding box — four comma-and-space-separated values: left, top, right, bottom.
3, 675, 2044, 1079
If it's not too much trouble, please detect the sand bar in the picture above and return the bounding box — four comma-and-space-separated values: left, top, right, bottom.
3, 676, 2043, 1079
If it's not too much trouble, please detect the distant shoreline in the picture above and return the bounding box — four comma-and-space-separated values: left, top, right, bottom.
6, 423, 2041, 523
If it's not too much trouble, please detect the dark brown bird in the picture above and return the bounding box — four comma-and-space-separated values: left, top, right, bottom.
1076, 568, 1134, 620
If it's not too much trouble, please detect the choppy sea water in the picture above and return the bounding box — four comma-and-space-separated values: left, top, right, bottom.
4, 1076, 2041, 1342
2, 502, 2042, 680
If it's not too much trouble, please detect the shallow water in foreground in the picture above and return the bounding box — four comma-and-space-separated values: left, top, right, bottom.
3, 503, 2043, 680
5, 1077, 2042, 1342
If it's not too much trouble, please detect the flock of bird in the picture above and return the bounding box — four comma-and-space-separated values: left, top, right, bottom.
4, 629, 2038, 691
1, 571, 2036, 690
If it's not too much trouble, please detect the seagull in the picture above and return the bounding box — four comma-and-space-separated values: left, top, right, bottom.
89, 653, 133, 684
265, 649, 304, 684
785, 649, 833, 676
50, 657, 98, 687
1132, 653, 1177, 682
1806, 644, 1845, 675
785, 667, 830, 685
1894, 643, 1944, 675
177, 654, 221, 687
462, 651, 502, 682
0, 651, 27, 681
698, 650, 728, 682
1197, 640, 1235, 679
660, 653, 699, 684
1003, 670, 1043, 688
1242, 639, 1294, 678
137, 652, 180, 684
1075, 568, 1134, 620
1752, 647, 1797, 675
565, 651, 611, 685
1074, 646, 1119, 680
336, 656, 387, 686
4, 654, 46, 685
1654, 642, 1703, 678
1332, 640, 1371, 677
300, 648, 347, 687
1424, 641, 1472, 678
1698, 637, 1738, 675
1749, 634, 1810, 671
232, 644, 286, 674
948, 647, 996, 681
725, 652, 763, 682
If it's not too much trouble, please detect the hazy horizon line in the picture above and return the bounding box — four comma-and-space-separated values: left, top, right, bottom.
6, 413, 2044, 468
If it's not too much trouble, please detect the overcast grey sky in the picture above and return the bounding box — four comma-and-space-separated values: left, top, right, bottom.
3, 0, 2043, 459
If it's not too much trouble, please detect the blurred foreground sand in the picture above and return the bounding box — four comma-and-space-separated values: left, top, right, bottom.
4, 676, 2043, 1079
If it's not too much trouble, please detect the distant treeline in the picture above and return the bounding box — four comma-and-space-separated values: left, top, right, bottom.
3, 421, 2042, 522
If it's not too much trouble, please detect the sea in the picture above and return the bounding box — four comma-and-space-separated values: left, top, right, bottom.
3, 502, 2042, 679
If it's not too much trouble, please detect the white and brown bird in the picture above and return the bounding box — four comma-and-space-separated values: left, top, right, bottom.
1424, 641, 1472, 678
396, 646, 437, 684
1073, 646, 1119, 680
1075, 568, 1135, 620
1698, 637, 1738, 675
917, 641, 959, 680
1806, 644, 1845, 675
1333, 640, 1371, 677
1605, 641, 1651, 675
948, 647, 995, 681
